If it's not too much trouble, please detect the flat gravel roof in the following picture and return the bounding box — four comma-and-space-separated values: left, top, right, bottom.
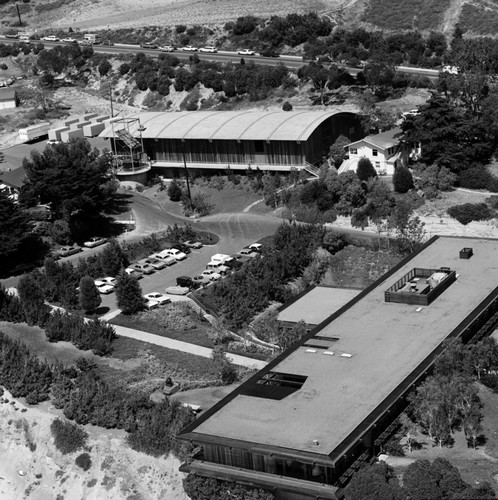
190, 237, 498, 457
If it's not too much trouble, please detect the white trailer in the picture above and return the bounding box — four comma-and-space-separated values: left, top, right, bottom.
19, 122, 50, 142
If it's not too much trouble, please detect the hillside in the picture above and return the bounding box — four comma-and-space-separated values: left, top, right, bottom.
1, 0, 497, 36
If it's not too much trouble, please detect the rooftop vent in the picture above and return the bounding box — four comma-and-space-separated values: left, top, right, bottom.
460, 247, 473, 259
312, 439, 319, 446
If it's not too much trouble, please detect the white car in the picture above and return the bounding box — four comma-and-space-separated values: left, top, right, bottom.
159, 45, 176, 52
95, 277, 116, 287
238, 49, 255, 56
144, 299, 160, 310
200, 46, 217, 53
84, 236, 107, 248
151, 252, 177, 266
165, 285, 190, 295
62, 37, 77, 43
42, 35, 60, 42
96, 283, 114, 294
248, 243, 262, 252
142, 257, 166, 270
125, 268, 143, 279
166, 248, 187, 261
144, 292, 171, 305
238, 248, 258, 258
201, 269, 221, 281
184, 240, 203, 249
182, 45, 198, 52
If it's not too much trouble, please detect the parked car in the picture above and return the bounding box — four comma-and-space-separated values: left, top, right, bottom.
151, 252, 177, 266
130, 263, 155, 275
125, 268, 143, 279
172, 243, 191, 254
56, 245, 82, 258
141, 43, 158, 49
95, 283, 114, 294
200, 46, 217, 53
166, 248, 187, 261
143, 299, 160, 310
176, 276, 193, 288
144, 292, 171, 305
84, 236, 107, 248
182, 45, 198, 51
238, 49, 255, 56
95, 277, 116, 286
248, 243, 263, 252
201, 269, 221, 281
238, 248, 258, 258
183, 240, 203, 249
46, 139, 61, 146
165, 285, 190, 295
192, 275, 211, 286
159, 45, 176, 52
42, 35, 60, 42
142, 257, 166, 270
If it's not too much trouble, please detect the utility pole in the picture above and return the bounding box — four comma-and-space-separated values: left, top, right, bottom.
16, 4, 22, 26
181, 140, 192, 205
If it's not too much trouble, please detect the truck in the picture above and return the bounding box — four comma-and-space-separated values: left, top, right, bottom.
19, 122, 50, 142
83, 33, 101, 44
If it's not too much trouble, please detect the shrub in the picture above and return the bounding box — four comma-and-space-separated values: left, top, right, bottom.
487, 195, 498, 210
98, 59, 112, 76
119, 63, 130, 75
282, 101, 293, 111
356, 157, 377, 182
0, 63, 8, 70
51, 418, 88, 454
167, 179, 183, 202
175, 24, 186, 33
75, 452, 92, 471
458, 167, 498, 192
393, 166, 414, 193
447, 203, 494, 225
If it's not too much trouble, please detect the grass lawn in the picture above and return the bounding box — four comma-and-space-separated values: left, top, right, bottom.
109, 303, 216, 348
416, 189, 494, 218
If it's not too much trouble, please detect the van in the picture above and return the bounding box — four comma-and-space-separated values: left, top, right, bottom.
176, 276, 193, 288
206, 262, 230, 275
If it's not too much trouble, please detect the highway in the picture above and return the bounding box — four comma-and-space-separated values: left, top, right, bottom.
0, 37, 440, 77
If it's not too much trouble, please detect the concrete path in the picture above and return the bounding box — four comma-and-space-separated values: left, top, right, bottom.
111, 323, 266, 369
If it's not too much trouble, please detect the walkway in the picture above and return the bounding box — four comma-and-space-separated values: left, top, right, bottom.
111, 323, 267, 370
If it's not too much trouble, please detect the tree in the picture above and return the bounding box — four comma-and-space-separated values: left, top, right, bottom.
345, 462, 403, 500
115, 271, 144, 314
328, 134, 350, 167
21, 139, 116, 224
17, 271, 50, 326
100, 239, 128, 276
98, 59, 112, 77
167, 179, 183, 202
0, 190, 30, 261
413, 163, 456, 199
356, 157, 377, 182
78, 276, 101, 314
212, 345, 238, 385
282, 101, 292, 111
392, 166, 414, 193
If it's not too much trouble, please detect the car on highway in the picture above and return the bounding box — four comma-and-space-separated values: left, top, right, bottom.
4, 34, 19, 39
62, 37, 77, 43
84, 236, 107, 248
151, 251, 177, 266
183, 240, 203, 249
159, 45, 176, 52
144, 292, 171, 306
238, 49, 255, 56
79, 39, 93, 46
201, 269, 222, 281
142, 257, 166, 270
165, 285, 190, 295
166, 248, 187, 261
130, 262, 155, 275
55, 245, 82, 258
182, 45, 198, 52
125, 267, 143, 279
141, 43, 158, 49
200, 46, 217, 53
42, 35, 60, 42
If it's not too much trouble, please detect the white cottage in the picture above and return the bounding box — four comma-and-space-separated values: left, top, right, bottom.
339, 127, 403, 176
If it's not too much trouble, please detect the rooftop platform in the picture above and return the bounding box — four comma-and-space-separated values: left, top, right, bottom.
278, 286, 361, 326
184, 237, 498, 460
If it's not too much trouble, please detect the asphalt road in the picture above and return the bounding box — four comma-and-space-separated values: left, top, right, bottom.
0, 37, 440, 77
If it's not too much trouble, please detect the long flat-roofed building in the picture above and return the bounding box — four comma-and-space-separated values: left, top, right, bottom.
179, 237, 498, 499
99, 110, 362, 179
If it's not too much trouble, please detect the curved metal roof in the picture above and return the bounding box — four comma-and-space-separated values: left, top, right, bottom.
99, 110, 355, 142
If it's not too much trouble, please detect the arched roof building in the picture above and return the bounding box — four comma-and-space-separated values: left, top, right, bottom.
100, 110, 362, 178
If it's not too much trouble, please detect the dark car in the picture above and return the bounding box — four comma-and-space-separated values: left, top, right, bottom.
177, 275, 194, 288
172, 243, 191, 254
141, 43, 158, 49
